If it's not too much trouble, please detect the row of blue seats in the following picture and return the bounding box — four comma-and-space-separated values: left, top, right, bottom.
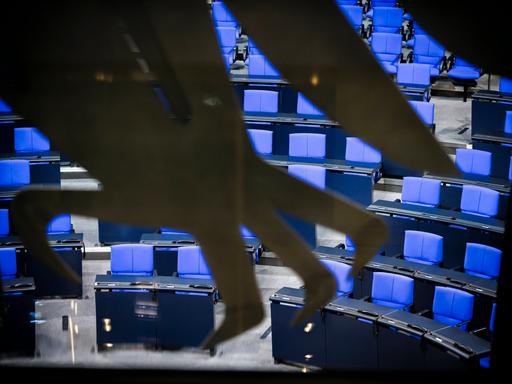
452, 147, 512, 181
0, 127, 50, 154
0, 210, 72, 237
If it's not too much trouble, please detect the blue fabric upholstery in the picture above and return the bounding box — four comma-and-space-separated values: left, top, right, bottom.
338, 5, 363, 29
408, 100, 434, 125
215, 26, 237, 53
14, 127, 51, 153
46, 214, 73, 234
401, 177, 441, 207
509, 156, 512, 181
411, 35, 444, 76
455, 148, 492, 176
0, 99, 12, 113
288, 164, 326, 190
490, 303, 496, 333
244, 90, 278, 113
504, 111, 512, 134
371, 0, 398, 7
211, 1, 237, 28
460, 185, 499, 218
396, 64, 431, 88
433, 286, 474, 330
371, 272, 414, 310
403, 230, 443, 265
0, 209, 9, 236
499, 77, 512, 94
177, 246, 212, 280
247, 129, 273, 155
464, 243, 502, 279
0, 160, 31, 187
371, 7, 403, 33
345, 137, 382, 163
370, 32, 402, 74
111, 244, 154, 276
240, 226, 255, 238
320, 259, 353, 297
160, 228, 188, 235
0, 247, 17, 279
345, 235, 355, 251
248, 54, 280, 77
448, 58, 480, 80
289, 133, 326, 158
296, 93, 324, 116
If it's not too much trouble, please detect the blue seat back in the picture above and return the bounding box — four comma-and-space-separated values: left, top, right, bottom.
247, 129, 273, 155
371, 272, 414, 309
408, 100, 434, 125
499, 77, 512, 94
240, 226, 255, 238
345, 137, 382, 163
403, 230, 443, 265
339, 5, 363, 28
289, 133, 326, 158
371, 32, 402, 58
371, 0, 398, 6
0, 99, 12, 113
248, 54, 280, 77
212, 1, 237, 28
413, 35, 444, 60
401, 177, 441, 207
14, 127, 51, 153
244, 90, 278, 113
455, 148, 492, 176
215, 26, 237, 52
453, 57, 478, 70
433, 286, 474, 329
396, 64, 431, 88
0, 209, 9, 236
460, 185, 499, 218
0, 160, 31, 187
320, 259, 353, 297
490, 303, 496, 333
296, 93, 324, 116
464, 243, 502, 279
372, 7, 403, 33
111, 244, 154, 276
504, 111, 512, 134
288, 164, 326, 190
46, 214, 73, 234
177, 246, 212, 279
345, 235, 355, 251
0, 248, 17, 279
160, 227, 188, 235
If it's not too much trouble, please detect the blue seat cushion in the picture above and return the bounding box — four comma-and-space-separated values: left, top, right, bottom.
288, 164, 326, 190
177, 246, 212, 278
433, 286, 474, 328
14, 127, 51, 153
408, 101, 434, 125
296, 93, 324, 116
244, 90, 279, 113
289, 133, 326, 158
320, 259, 353, 296
46, 214, 73, 234
111, 244, 154, 275
247, 129, 273, 155
371, 272, 414, 309
455, 149, 492, 176
180, 273, 213, 280
0, 160, 31, 187
403, 230, 443, 265
464, 243, 501, 279
345, 137, 382, 163
248, 54, 280, 77
460, 185, 499, 217
0, 247, 17, 279
0, 209, 9, 236
504, 111, 512, 134
401, 177, 441, 207
397, 64, 431, 88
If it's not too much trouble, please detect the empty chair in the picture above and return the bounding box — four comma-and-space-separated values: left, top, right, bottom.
110, 244, 154, 276
0, 160, 31, 187
371, 272, 414, 310
0, 99, 12, 113
0, 248, 17, 280
211, 1, 238, 28
460, 185, 499, 218
240, 226, 255, 238
396, 63, 431, 89
46, 214, 73, 234
447, 58, 481, 81
243, 90, 278, 113
289, 133, 326, 158
403, 230, 443, 265
464, 243, 502, 279
345, 137, 382, 163
288, 164, 326, 190
409, 35, 445, 77
177, 246, 212, 280
401, 177, 441, 207
215, 26, 237, 68
504, 111, 512, 134
338, 5, 364, 32
296, 93, 324, 116
247, 129, 273, 155
0, 209, 9, 236
248, 54, 280, 77
370, 7, 403, 34
432, 286, 474, 330
370, 32, 402, 74
408, 100, 434, 126
14, 127, 51, 153
455, 148, 492, 176
499, 77, 512, 94
320, 259, 353, 297
345, 235, 355, 251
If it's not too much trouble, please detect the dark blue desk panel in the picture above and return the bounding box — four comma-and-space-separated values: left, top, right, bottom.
98, 220, 157, 245
140, 233, 262, 276
270, 287, 326, 367
1, 277, 35, 357
472, 91, 512, 137
472, 131, 512, 180
94, 275, 215, 350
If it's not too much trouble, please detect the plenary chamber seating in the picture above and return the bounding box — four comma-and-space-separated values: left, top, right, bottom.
345, 137, 382, 164
447, 57, 481, 101
289, 133, 326, 158
455, 148, 492, 176
505, 110, 512, 134
464, 243, 502, 279
337, 4, 364, 35
211, 1, 237, 29
368, 6, 403, 34
407, 34, 445, 77
320, 259, 353, 297
244, 89, 279, 113
500, 76, 512, 95
460, 185, 499, 218
0, 247, 17, 279
214, 26, 238, 69
14, 127, 50, 153
296, 93, 325, 116
408, 100, 435, 130
0, 159, 31, 187
177, 246, 213, 280
371, 272, 414, 310
396, 63, 431, 101
401, 176, 441, 207
370, 32, 403, 75
432, 286, 474, 330
110, 244, 154, 276
0, 208, 9, 236
247, 129, 273, 155
403, 230, 443, 266
46, 214, 73, 235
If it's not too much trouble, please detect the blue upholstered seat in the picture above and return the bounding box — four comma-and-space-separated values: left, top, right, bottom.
401, 177, 441, 207
288, 164, 326, 190
460, 185, 499, 218
338, 5, 363, 31
403, 230, 443, 265
371, 7, 403, 34
0, 247, 17, 279
464, 243, 502, 279
177, 246, 212, 280
345, 137, 382, 163
0, 209, 9, 236
408, 100, 434, 125
215, 26, 237, 53
296, 93, 324, 116
370, 32, 402, 74
396, 64, 431, 88
499, 77, 512, 94
433, 286, 474, 330
370, 0, 398, 7
0, 99, 12, 113
240, 226, 255, 238
248, 54, 280, 77
504, 111, 512, 134
160, 227, 188, 235
320, 259, 353, 297
0, 160, 31, 187
447, 58, 481, 81
455, 148, 492, 176
410, 35, 445, 77
336, 0, 359, 5
247, 129, 273, 155
110, 244, 154, 276
14, 127, 51, 153
244, 90, 278, 113
46, 214, 73, 234
371, 272, 414, 310
211, 1, 238, 28
345, 235, 355, 251
289, 133, 326, 158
